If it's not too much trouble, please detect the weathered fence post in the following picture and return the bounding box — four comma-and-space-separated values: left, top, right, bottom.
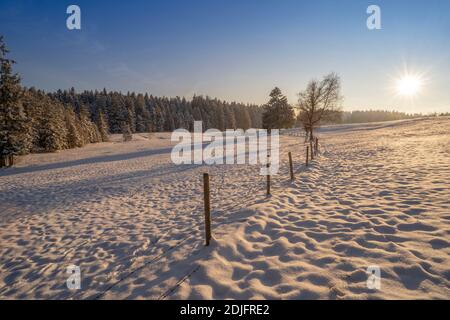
0, 156, 5, 168
306, 146, 309, 167
203, 173, 212, 246
8, 155, 14, 167
315, 137, 319, 155
310, 140, 314, 161
288, 152, 294, 181
266, 154, 271, 195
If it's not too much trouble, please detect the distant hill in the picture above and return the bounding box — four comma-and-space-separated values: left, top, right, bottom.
326, 110, 424, 124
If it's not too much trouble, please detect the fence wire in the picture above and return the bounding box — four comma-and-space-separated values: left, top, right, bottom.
0, 131, 325, 300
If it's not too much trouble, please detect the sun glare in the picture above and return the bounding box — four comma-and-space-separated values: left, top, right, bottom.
396, 75, 423, 96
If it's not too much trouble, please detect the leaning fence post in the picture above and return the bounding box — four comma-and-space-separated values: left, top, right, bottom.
306, 146, 309, 167
266, 154, 271, 195
288, 152, 294, 181
203, 173, 212, 246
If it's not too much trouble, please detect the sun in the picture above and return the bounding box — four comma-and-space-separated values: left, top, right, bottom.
396, 75, 423, 96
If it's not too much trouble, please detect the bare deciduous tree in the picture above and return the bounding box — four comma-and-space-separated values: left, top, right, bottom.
296, 73, 343, 141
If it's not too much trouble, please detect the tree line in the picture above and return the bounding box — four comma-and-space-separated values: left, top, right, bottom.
0, 36, 263, 164
0, 35, 348, 164
330, 110, 423, 124
49, 89, 263, 135
3, 34, 436, 166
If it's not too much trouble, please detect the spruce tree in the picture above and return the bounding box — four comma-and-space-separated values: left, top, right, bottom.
235, 106, 252, 130
37, 98, 67, 152
122, 122, 132, 142
224, 104, 236, 129
65, 107, 83, 148
79, 104, 97, 144
262, 87, 295, 131
0, 36, 30, 160
96, 111, 109, 142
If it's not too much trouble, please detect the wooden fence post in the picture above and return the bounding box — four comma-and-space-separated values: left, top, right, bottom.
315, 137, 319, 155
266, 154, 271, 195
0, 156, 5, 168
310, 140, 314, 161
306, 146, 309, 167
8, 155, 14, 167
288, 152, 294, 181
203, 173, 212, 246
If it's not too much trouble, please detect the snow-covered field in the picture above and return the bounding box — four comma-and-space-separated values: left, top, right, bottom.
0, 118, 449, 299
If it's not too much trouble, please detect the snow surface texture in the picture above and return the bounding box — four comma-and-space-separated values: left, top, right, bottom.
0, 118, 449, 299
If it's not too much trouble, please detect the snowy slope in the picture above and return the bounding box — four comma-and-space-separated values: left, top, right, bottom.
0, 118, 449, 299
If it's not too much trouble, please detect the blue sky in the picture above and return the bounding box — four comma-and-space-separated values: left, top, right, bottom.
0, 0, 449, 113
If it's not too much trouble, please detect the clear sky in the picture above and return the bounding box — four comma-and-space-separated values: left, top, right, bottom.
1, 0, 449, 113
